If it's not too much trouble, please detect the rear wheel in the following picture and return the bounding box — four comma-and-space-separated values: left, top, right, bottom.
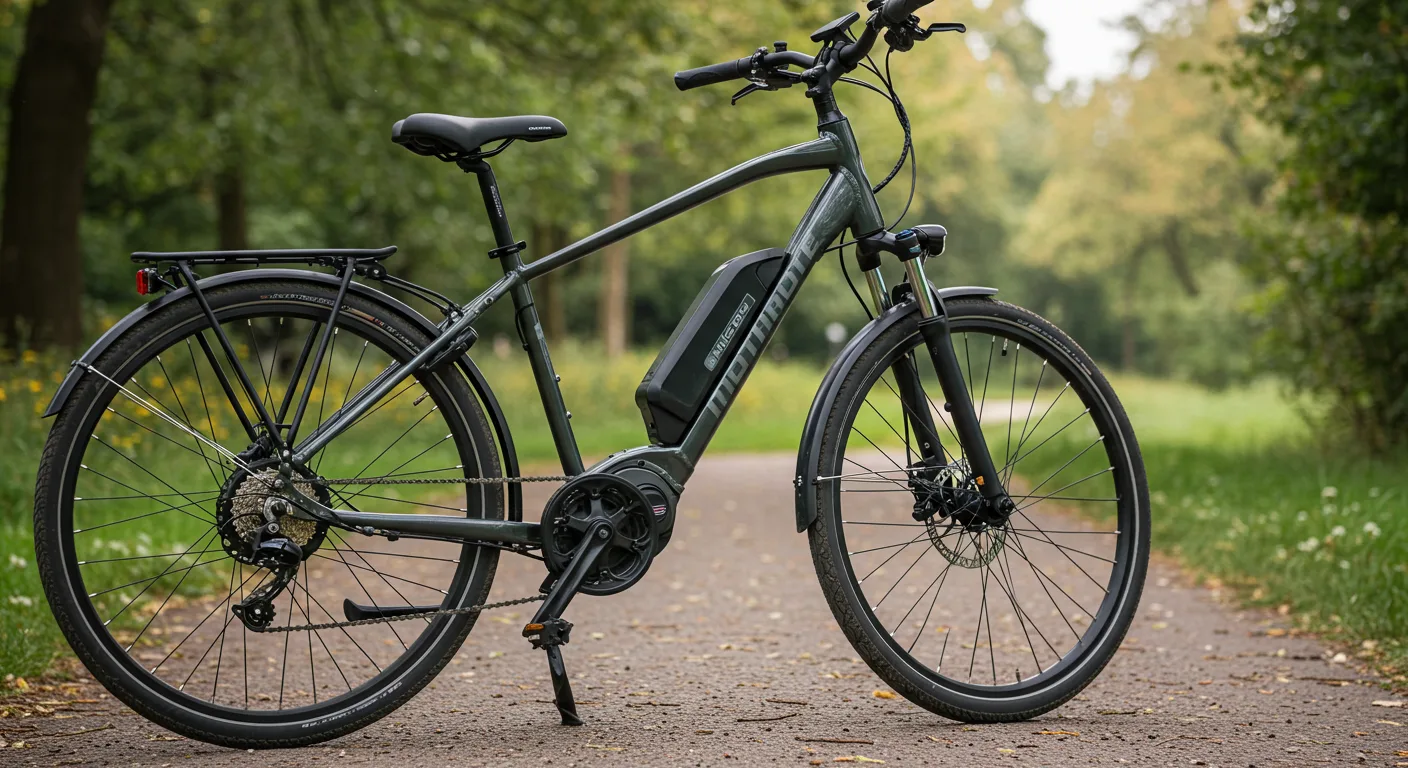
34, 276, 503, 747
808, 297, 1148, 721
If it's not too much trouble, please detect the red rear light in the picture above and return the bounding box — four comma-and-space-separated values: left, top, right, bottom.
135, 268, 157, 296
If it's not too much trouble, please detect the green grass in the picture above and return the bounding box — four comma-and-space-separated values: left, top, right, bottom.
1108, 376, 1407, 677
2, 344, 1405, 686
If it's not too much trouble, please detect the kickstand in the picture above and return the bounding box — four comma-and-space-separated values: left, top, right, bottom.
522, 520, 612, 726
543, 646, 580, 726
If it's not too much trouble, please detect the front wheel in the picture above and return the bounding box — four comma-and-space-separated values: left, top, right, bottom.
807, 297, 1149, 722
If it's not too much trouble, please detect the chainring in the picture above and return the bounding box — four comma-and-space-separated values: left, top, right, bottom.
541, 474, 657, 596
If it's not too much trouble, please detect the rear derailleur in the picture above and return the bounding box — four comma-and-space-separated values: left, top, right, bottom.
229, 498, 308, 631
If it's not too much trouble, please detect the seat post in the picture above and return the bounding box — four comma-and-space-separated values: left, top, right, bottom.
462, 159, 525, 271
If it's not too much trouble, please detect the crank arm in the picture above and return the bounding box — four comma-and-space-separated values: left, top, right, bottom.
343, 599, 441, 622
530, 520, 612, 626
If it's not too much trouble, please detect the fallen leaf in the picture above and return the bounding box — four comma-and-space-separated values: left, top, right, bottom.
1373, 700, 1405, 708
833, 757, 884, 764
872, 690, 897, 700
1035, 730, 1079, 736
585, 743, 623, 751
927, 736, 953, 743
998, 748, 1016, 754
1376, 720, 1403, 727
695, 730, 714, 735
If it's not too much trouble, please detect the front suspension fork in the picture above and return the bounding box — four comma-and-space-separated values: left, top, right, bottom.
897, 257, 1009, 504
863, 269, 948, 466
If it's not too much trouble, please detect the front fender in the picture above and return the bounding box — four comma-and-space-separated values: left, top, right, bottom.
44, 268, 525, 522
793, 285, 997, 532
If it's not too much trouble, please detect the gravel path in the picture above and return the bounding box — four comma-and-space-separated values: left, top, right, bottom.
6, 454, 1405, 766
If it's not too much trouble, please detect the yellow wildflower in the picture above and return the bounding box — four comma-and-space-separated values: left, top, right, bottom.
27, 379, 42, 393
21, 350, 36, 364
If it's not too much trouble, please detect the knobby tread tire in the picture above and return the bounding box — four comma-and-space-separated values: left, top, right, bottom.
806, 298, 1149, 723
35, 277, 503, 748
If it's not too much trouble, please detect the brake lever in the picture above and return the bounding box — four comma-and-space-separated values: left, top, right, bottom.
731, 83, 765, 105
889, 18, 966, 50
731, 68, 802, 106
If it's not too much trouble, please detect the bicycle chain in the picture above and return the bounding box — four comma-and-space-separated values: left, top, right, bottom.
317, 475, 574, 486
251, 474, 565, 633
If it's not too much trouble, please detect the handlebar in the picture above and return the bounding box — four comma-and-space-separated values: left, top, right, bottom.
674, 50, 817, 92
673, 0, 947, 94
879, 0, 934, 26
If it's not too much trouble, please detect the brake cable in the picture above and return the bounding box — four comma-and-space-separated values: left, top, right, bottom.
829, 43, 920, 321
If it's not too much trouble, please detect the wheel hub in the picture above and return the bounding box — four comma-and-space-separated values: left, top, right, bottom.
217, 464, 330, 565
907, 457, 1010, 568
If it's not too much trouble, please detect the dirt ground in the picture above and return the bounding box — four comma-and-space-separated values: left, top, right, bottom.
4, 454, 1405, 766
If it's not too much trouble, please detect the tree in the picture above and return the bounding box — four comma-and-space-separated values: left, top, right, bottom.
1227, 0, 1408, 450
1015, 0, 1268, 382
0, 0, 115, 349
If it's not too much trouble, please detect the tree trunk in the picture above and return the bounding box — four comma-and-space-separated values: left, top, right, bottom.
1121, 246, 1147, 372
1162, 219, 1198, 297
534, 222, 567, 341
216, 165, 248, 251
0, 0, 116, 349
598, 147, 632, 358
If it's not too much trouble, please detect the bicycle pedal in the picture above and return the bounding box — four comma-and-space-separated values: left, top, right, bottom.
523, 617, 572, 649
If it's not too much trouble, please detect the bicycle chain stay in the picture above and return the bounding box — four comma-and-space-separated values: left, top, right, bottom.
243, 472, 568, 632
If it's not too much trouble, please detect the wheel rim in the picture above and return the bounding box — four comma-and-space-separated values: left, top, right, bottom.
52, 292, 496, 718
827, 315, 1142, 695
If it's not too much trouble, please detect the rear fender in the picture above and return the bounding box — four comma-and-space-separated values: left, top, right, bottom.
44, 268, 525, 522
793, 285, 997, 532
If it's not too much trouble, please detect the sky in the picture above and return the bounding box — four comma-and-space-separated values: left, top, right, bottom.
1021, 0, 1149, 89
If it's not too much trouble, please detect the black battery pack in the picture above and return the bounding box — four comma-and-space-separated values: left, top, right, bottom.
636, 248, 786, 445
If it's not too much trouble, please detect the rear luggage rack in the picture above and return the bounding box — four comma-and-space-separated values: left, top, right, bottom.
131, 246, 396, 266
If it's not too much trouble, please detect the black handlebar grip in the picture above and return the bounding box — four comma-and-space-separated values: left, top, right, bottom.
674, 57, 752, 91
879, 0, 935, 25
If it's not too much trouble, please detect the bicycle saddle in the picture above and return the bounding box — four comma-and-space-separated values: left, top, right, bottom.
392, 113, 568, 157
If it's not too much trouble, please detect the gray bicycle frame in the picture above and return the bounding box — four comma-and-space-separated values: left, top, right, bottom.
288, 117, 891, 544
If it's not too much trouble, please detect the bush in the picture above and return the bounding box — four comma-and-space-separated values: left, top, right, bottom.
1227, 0, 1408, 451
1247, 214, 1408, 450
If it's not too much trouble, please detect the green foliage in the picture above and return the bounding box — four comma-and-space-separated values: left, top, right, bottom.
1245, 212, 1408, 447
1227, 0, 1408, 450
1229, 0, 1408, 220
1014, 1, 1272, 384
